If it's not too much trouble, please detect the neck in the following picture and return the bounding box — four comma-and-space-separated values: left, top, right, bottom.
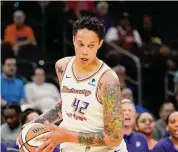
146, 134, 152, 141
75, 58, 100, 72
5, 74, 14, 80
35, 82, 43, 86
170, 136, 178, 146
124, 126, 133, 135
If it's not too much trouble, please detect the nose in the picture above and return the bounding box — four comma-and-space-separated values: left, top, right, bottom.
81, 47, 88, 56
7, 118, 12, 124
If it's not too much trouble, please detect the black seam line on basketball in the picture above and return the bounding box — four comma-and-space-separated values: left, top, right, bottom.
19, 130, 51, 150
20, 143, 29, 152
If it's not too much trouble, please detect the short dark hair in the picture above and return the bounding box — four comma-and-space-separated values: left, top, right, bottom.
2, 57, 16, 65
73, 16, 105, 41
160, 101, 174, 112
21, 108, 42, 125
3, 103, 21, 114
166, 111, 176, 125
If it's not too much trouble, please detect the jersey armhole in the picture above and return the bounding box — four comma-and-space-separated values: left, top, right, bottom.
59, 57, 73, 90
96, 69, 112, 104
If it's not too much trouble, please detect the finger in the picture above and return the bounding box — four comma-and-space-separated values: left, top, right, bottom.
36, 140, 50, 152
36, 134, 49, 141
41, 144, 54, 152
44, 121, 59, 130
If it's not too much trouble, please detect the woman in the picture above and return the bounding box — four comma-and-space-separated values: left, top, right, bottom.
152, 111, 178, 152
136, 112, 157, 150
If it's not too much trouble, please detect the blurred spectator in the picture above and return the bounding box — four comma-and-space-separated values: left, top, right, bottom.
117, 99, 149, 152
113, 65, 132, 90
1, 142, 7, 152
95, 2, 114, 32
1, 104, 22, 147
135, 112, 157, 150
2, 10, 37, 56
21, 108, 42, 125
1, 58, 26, 105
152, 102, 175, 140
66, 1, 95, 18
11, 108, 60, 152
25, 68, 61, 112
152, 111, 178, 152
105, 13, 142, 51
174, 70, 178, 105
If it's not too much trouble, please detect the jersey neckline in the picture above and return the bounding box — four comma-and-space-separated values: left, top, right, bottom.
71, 57, 104, 82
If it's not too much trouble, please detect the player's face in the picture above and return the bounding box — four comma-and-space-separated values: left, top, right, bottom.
137, 113, 155, 136
73, 28, 103, 67
168, 112, 178, 139
122, 103, 136, 127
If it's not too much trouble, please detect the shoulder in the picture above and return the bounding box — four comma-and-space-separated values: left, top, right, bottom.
97, 69, 121, 103
24, 25, 33, 31
99, 69, 119, 88
155, 138, 171, 147
44, 82, 57, 89
55, 56, 73, 69
152, 138, 169, 151
155, 119, 163, 126
25, 82, 34, 88
132, 132, 147, 140
55, 57, 73, 81
1, 123, 8, 130
15, 77, 25, 85
5, 24, 15, 31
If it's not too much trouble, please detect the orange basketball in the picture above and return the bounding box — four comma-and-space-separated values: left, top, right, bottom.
17, 123, 51, 152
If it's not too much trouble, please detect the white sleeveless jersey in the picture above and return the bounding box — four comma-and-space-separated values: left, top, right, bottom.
59, 57, 127, 152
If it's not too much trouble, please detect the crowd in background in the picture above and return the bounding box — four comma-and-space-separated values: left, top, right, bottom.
1, 1, 178, 152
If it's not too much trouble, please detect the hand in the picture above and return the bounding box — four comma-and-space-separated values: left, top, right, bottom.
36, 121, 69, 152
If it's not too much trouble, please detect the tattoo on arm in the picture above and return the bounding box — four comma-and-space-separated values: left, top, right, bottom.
78, 132, 105, 146
102, 72, 123, 144
56, 65, 64, 75
77, 72, 123, 147
32, 101, 62, 124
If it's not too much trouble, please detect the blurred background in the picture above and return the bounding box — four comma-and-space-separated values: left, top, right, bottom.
1, 1, 178, 151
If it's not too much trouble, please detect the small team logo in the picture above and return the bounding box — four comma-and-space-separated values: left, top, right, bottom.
136, 141, 141, 148
88, 78, 96, 87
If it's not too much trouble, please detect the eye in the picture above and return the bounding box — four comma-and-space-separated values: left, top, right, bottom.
88, 45, 94, 48
78, 43, 84, 47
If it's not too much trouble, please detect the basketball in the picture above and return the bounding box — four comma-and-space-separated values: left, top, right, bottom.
17, 123, 51, 152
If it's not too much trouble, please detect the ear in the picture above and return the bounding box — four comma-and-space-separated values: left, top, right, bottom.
98, 40, 104, 49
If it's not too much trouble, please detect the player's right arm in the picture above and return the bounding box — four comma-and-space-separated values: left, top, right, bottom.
31, 57, 72, 124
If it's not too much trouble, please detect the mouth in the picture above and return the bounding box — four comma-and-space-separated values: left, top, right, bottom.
80, 58, 88, 62
124, 118, 131, 121
174, 130, 178, 135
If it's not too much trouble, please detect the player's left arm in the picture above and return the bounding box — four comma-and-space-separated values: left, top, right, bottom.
74, 70, 124, 147
36, 70, 123, 152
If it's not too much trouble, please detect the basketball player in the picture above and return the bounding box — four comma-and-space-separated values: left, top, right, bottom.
28, 17, 126, 152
